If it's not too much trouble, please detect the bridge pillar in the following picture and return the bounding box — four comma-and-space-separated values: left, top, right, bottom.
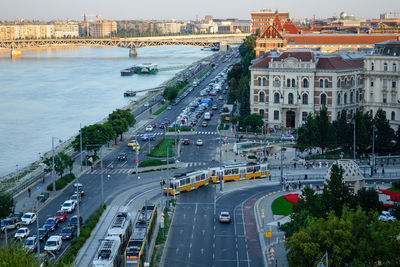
10, 49, 21, 58
219, 41, 229, 52
129, 47, 137, 57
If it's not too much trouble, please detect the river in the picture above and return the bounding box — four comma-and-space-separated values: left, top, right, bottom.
0, 46, 214, 177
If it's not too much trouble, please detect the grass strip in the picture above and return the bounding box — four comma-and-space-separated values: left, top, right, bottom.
148, 139, 175, 157
154, 104, 169, 116
271, 196, 294, 216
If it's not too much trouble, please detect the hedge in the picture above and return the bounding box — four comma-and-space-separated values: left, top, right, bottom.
47, 173, 76, 191
138, 159, 174, 168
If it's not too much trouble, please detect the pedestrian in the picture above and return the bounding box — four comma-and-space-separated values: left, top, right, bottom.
42, 176, 45, 183
91, 166, 94, 172
382, 168, 385, 176
298, 180, 302, 189
28, 188, 31, 197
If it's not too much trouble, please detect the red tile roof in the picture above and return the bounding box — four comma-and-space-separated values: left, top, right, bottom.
285, 34, 400, 45
317, 57, 363, 70
283, 20, 298, 34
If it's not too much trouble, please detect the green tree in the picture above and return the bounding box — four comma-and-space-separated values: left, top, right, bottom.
374, 109, 395, 152
238, 76, 250, 116
227, 63, 243, 82
0, 191, 14, 219
296, 113, 319, 152
72, 123, 116, 155
109, 118, 128, 143
108, 109, 135, 127
356, 187, 382, 213
335, 110, 350, 150
243, 113, 264, 129
0, 241, 49, 266
315, 106, 336, 152
394, 125, 400, 151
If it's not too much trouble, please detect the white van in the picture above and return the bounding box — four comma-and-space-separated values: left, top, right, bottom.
204, 112, 211, 120
44, 235, 62, 253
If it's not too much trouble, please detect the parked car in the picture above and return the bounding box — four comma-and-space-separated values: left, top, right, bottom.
141, 134, 155, 141
37, 192, 49, 203
37, 228, 48, 242
182, 139, 190, 145
43, 217, 58, 231
22, 236, 38, 253
44, 235, 62, 253
145, 125, 153, 132
196, 139, 203, 146
21, 212, 37, 225
151, 123, 157, 128
14, 227, 30, 239
379, 211, 396, 222
117, 152, 127, 161
61, 200, 76, 213
1, 217, 22, 232
54, 210, 67, 222
167, 106, 172, 110
219, 211, 231, 223
143, 102, 150, 108
60, 226, 75, 240
69, 216, 83, 229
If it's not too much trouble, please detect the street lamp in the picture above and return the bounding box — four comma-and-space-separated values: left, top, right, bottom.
352, 118, 356, 161
52, 136, 63, 193
85, 144, 105, 206
372, 124, 377, 174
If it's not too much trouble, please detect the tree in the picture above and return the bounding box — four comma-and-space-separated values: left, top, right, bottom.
108, 109, 135, 127
72, 123, 116, 155
238, 76, 250, 116
0, 191, 14, 219
374, 109, 395, 152
315, 106, 336, 152
0, 241, 49, 266
356, 187, 382, 213
109, 118, 128, 143
227, 63, 243, 82
296, 113, 319, 152
243, 113, 264, 129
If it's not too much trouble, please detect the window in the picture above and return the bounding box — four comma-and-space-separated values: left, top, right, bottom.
337, 111, 341, 120
371, 62, 374, 71
259, 91, 265, 102
320, 93, 327, 106
371, 81, 374, 87
394, 63, 397, 72
257, 77, 261, 86
274, 110, 279, 120
383, 80, 388, 89
392, 81, 397, 89
391, 111, 395, 121
292, 79, 295, 87
287, 78, 291, 87
357, 76, 361, 86
302, 93, 308, 105
350, 92, 354, 103
288, 93, 294, 104
274, 92, 280, 104
259, 109, 264, 118
262, 78, 266, 86
274, 78, 280, 87
303, 78, 309, 88
350, 77, 354, 87
384, 62, 388, 71
383, 93, 387, 103
319, 78, 324, 88
344, 78, 348, 87
337, 93, 341, 105
302, 112, 308, 122
356, 91, 359, 103
344, 93, 347, 104
337, 78, 341, 88
325, 79, 329, 88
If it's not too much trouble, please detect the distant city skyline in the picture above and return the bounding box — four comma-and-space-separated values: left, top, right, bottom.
1, 0, 399, 21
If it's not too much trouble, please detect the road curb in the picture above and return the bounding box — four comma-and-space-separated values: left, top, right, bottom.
159, 198, 177, 267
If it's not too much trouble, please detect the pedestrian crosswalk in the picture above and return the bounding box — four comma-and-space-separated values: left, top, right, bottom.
83, 169, 133, 175
186, 162, 208, 167
136, 131, 219, 137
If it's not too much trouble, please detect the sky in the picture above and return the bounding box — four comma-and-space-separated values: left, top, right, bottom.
1, 0, 399, 21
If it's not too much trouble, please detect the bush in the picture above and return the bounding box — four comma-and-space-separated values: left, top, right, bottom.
46, 173, 76, 191
138, 159, 174, 168
392, 180, 400, 189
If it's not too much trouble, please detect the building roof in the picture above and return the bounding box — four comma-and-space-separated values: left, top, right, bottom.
317, 57, 363, 69
282, 19, 298, 34
285, 34, 400, 45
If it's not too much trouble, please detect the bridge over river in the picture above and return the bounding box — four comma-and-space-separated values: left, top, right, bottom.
0, 33, 248, 58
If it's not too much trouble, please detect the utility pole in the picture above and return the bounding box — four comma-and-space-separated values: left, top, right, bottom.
80, 123, 83, 172
52, 137, 56, 193
36, 200, 40, 257
353, 119, 356, 161
100, 158, 104, 205
372, 124, 377, 175
135, 127, 139, 175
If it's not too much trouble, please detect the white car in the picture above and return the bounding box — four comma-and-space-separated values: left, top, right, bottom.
22, 236, 38, 253
44, 235, 62, 253
196, 139, 203, 146
14, 227, 30, 239
378, 211, 396, 222
61, 200, 76, 213
281, 135, 295, 141
145, 125, 153, 132
21, 212, 37, 225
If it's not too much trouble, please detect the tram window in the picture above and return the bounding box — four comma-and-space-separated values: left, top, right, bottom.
201, 174, 205, 179
211, 170, 216, 176
253, 166, 260, 172
224, 169, 232, 175
247, 167, 254, 173
261, 166, 266, 171
180, 180, 185, 186
195, 175, 200, 182
186, 178, 190, 184
232, 168, 239, 174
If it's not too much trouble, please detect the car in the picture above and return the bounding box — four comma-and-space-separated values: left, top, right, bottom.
44, 235, 62, 253
1, 217, 22, 232
22, 236, 38, 253
159, 123, 166, 129
182, 139, 190, 145
118, 152, 127, 161
70, 194, 81, 204
73, 183, 84, 196
21, 212, 37, 225
37, 228, 49, 242
54, 210, 67, 222
167, 106, 172, 110
14, 227, 30, 239
141, 134, 155, 141
128, 140, 139, 147
61, 200, 76, 213
132, 143, 141, 151
145, 125, 153, 132
69, 216, 83, 229
218, 95, 224, 100
219, 211, 231, 223
379, 211, 396, 222
202, 121, 208, 127
60, 226, 75, 240
281, 135, 295, 141
43, 218, 58, 231
196, 139, 203, 146
223, 90, 227, 94
143, 102, 150, 108
151, 123, 157, 128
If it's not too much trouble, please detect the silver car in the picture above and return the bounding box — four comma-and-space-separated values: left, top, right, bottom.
219, 211, 231, 223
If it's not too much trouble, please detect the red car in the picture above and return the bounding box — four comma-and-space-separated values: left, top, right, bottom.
55, 210, 67, 222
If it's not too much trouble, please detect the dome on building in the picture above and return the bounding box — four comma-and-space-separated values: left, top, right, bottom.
325, 159, 365, 192
340, 12, 348, 20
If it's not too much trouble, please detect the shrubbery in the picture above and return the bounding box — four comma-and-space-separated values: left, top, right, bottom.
138, 159, 174, 168
46, 173, 76, 191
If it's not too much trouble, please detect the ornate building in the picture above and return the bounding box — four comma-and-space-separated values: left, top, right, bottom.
250, 50, 364, 129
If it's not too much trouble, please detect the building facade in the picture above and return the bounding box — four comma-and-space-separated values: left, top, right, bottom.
88, 20, 117, 38
0, 24, 54, 40
250, 50, 364, 129
363, 41, 400, 128
54, 21, 79, 38
251, 9, 290, 34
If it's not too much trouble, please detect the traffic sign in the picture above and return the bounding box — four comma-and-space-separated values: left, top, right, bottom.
218, 141, 223, 145
135, 160, 139, 163
36, 186, 41, 191
266, 231, 272, 238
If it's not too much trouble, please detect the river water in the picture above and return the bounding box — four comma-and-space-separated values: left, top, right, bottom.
0, 46, 213, 177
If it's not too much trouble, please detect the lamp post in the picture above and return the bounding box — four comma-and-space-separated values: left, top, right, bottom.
353, 118, 356, 161
52, 136, 63, 193
372, 124, 377, 174
85, 144, 105, 205
36, 200, 40, 257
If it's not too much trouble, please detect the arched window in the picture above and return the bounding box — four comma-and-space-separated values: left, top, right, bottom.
344, 92, 347, 104
274, 92, 280, 104
274, 77, 280, 87
262, 78, 266, 86
320, 93, 327, 106
259, 109, 265, 118
337, 111, 341, 120
393, 63, 397, 72
337, 93, 341, 105
350, 77, 354, 87
350, 92, 354, 103
356, 91, 359, 103
319, 78, 324, 88
391, 111, 395, 121
371, 62, 374, 71
292, 79, 295, 88
259, 91, 265, 103
287, 78, 291, 88
357, 76, 361, 86
257, 77, 262, 86
384, 62, 388, 71
344, 78, 348, 87
337, 78, 341, 88
274, 110, 279, 120
325, 79, 329, 88
303, 78, 309, 88
302, 93, 308, 105
288, 93, 294, 104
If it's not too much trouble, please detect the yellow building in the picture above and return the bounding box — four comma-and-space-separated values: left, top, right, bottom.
89, 20, 117, 38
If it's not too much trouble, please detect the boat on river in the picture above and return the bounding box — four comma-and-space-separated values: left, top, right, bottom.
120, 63, 158, 76
124, 90, 137, 97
